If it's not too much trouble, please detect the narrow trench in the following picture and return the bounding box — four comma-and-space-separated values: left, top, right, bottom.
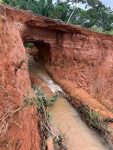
25, 42, 110, 150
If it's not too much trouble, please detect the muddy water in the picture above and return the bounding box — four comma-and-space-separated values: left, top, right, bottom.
28, 57, 109, 150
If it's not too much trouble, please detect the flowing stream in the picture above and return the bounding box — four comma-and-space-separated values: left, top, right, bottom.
28, 56, 110, 150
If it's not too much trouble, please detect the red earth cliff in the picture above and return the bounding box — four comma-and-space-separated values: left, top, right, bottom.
0, 5, 40, 150
1, 4, 113, 149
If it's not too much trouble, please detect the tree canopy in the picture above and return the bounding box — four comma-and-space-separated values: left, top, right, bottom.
1, 0, 113, 33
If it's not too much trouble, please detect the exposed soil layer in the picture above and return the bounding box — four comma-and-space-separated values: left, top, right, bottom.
47, 67, 113, 118
0, 5, 40, 150
1, 4, 113, 118
1, 4, 113, 149
47, 66, 113, 143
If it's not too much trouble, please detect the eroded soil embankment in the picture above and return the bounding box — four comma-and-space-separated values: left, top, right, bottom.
28, 56, 109, 150
1, 4, 113, 150
46, 65, 113, 119
46, 64, 113, 142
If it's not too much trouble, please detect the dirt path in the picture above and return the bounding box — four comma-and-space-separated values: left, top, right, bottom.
28, 57, 110, 150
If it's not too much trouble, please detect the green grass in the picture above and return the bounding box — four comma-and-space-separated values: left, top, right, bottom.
79, 105, 108, 135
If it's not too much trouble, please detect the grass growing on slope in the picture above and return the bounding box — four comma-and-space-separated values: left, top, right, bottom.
79, 105, 108, 135
78, 104, 111, 145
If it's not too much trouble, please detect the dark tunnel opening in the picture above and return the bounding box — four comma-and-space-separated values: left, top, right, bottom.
24, 40, 51, 65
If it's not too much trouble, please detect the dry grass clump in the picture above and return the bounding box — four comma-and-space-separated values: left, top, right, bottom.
0, 104, 24, 138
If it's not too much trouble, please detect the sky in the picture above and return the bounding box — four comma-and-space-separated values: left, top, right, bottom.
101, 0, 113, 8
54, 0, 113, 9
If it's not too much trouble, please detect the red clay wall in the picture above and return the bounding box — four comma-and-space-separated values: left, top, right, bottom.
0, 5, 40, 150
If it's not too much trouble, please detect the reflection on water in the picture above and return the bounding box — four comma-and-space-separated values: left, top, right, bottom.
28, 56, 109, 150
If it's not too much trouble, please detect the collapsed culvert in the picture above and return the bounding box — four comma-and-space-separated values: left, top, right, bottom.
24, 40, 52, 65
